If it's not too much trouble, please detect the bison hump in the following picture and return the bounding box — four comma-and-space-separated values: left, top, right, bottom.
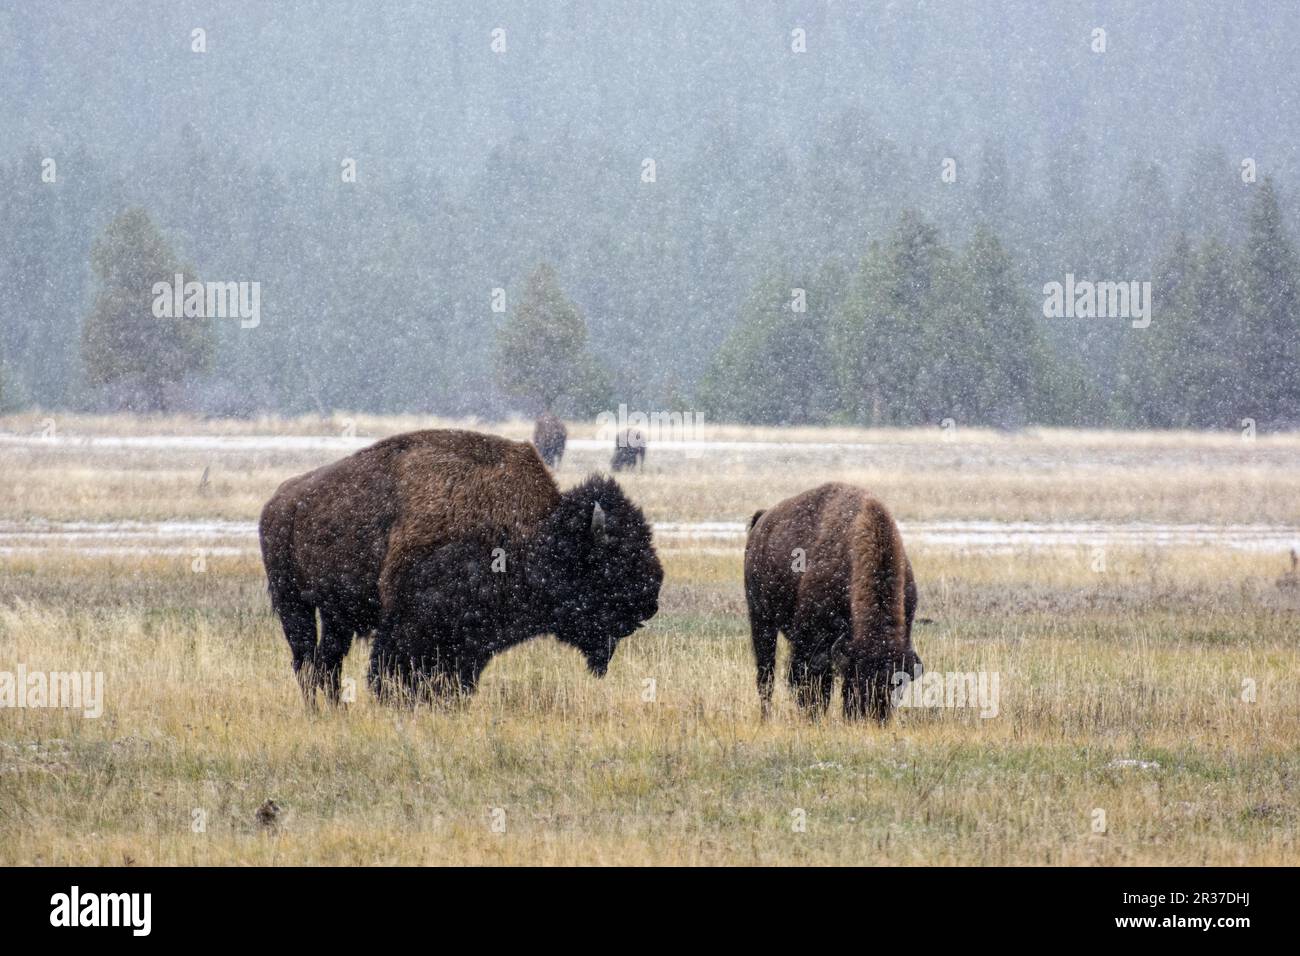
386, 430, 561, 565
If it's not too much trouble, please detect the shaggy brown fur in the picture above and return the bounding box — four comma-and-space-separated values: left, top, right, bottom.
610, 428, 645, 471
532, 413, 567, 468
376, 432, 560, 609
744, 483, 920, 722
260, 430, 558, 704
260, 429, 662, 706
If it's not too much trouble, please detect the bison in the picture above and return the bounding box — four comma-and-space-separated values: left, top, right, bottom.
744, 483, 920, 722
532, 412, 567, 468
610, 427, 645, 472
259, 429, 663, 707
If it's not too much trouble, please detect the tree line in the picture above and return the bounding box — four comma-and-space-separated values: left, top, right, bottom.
702, 179, 1299, 430
1, 122, 1296, 429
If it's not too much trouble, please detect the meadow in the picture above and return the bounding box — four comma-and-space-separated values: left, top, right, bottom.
1, 413, 1297, 864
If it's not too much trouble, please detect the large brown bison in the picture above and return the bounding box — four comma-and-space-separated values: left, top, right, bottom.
532, 412, 567, 468
744, 483, 920, 722
259, 429, 663, 706
610, 427, 645, 472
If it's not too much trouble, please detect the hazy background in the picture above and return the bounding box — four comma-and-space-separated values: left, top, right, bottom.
2, 1, 1298, 426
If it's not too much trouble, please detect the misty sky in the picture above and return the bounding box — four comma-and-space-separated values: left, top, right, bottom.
6, 2, 1298, 188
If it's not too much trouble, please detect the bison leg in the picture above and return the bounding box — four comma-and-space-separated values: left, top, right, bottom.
454, 651, 491, 698
370, 650, 428, 708
275, 598, 320, 709
787, 606, 841, 717
787, 640, 833, 717
904, 559, 917, 640
368, 619, 458, 707
750, 621, 778, 720
317, 610, 356, 706
842, 661, 895, 723
367, 629, 405, 705
408, 643, 485, 705
401, 656, 466, 707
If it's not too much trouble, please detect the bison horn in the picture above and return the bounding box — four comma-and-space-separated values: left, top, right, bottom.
591, 502, 607, 542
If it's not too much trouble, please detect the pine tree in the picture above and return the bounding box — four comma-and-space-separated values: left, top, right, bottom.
1187, 239, 1245, 427
831, 211, 947, 425
494, 264, 610, 416
1107, 161, 1175, 277
829, 240, 890, 424
1119, 234, 1193, 428
80, 208, 214, 412
1238, 178, 1300, 425
1131, 235, 1243, 428
929, 226, 1040, 427
699, 268, 837, 425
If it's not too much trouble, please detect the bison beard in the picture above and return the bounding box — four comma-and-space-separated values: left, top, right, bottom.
369, 475, 663, 702
259, 429, 661, 708
744, 483, 921, 723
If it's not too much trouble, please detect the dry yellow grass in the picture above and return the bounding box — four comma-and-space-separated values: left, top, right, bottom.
1, 415, 1298, 864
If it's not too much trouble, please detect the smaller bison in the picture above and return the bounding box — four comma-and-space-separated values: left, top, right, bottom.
370, 468, 663, 702
610, 428, 645, 472
744, 483, 920, 722
532, 412, 567, 469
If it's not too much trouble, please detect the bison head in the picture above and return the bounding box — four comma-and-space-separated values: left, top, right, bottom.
527, 474, 663, 676
834, 640, 923, 723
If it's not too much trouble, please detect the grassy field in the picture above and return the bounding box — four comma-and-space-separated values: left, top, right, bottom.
1, 414, 1298, 864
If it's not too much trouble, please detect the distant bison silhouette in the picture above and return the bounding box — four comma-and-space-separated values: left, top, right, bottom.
744, 483, 920, 722
532, 412, 567, 468
610, 427, 645, 472
259, 429, 662, 707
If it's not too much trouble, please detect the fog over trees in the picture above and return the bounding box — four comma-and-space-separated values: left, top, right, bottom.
2, 2, 1298, 427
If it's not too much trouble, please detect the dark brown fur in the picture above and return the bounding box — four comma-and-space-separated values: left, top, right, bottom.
260, 429, 662, 706
532, 413, 567, 468
610, 428, 645, 471
744, 483, 920, 722
260, 430, 560, 705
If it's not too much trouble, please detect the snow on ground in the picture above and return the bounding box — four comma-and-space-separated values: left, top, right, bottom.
1, 433, 881, 454
3, 519, 1297, 556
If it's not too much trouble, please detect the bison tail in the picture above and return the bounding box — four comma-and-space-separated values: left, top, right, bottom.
847, 501, 908, 652
748, 509, 766, 531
